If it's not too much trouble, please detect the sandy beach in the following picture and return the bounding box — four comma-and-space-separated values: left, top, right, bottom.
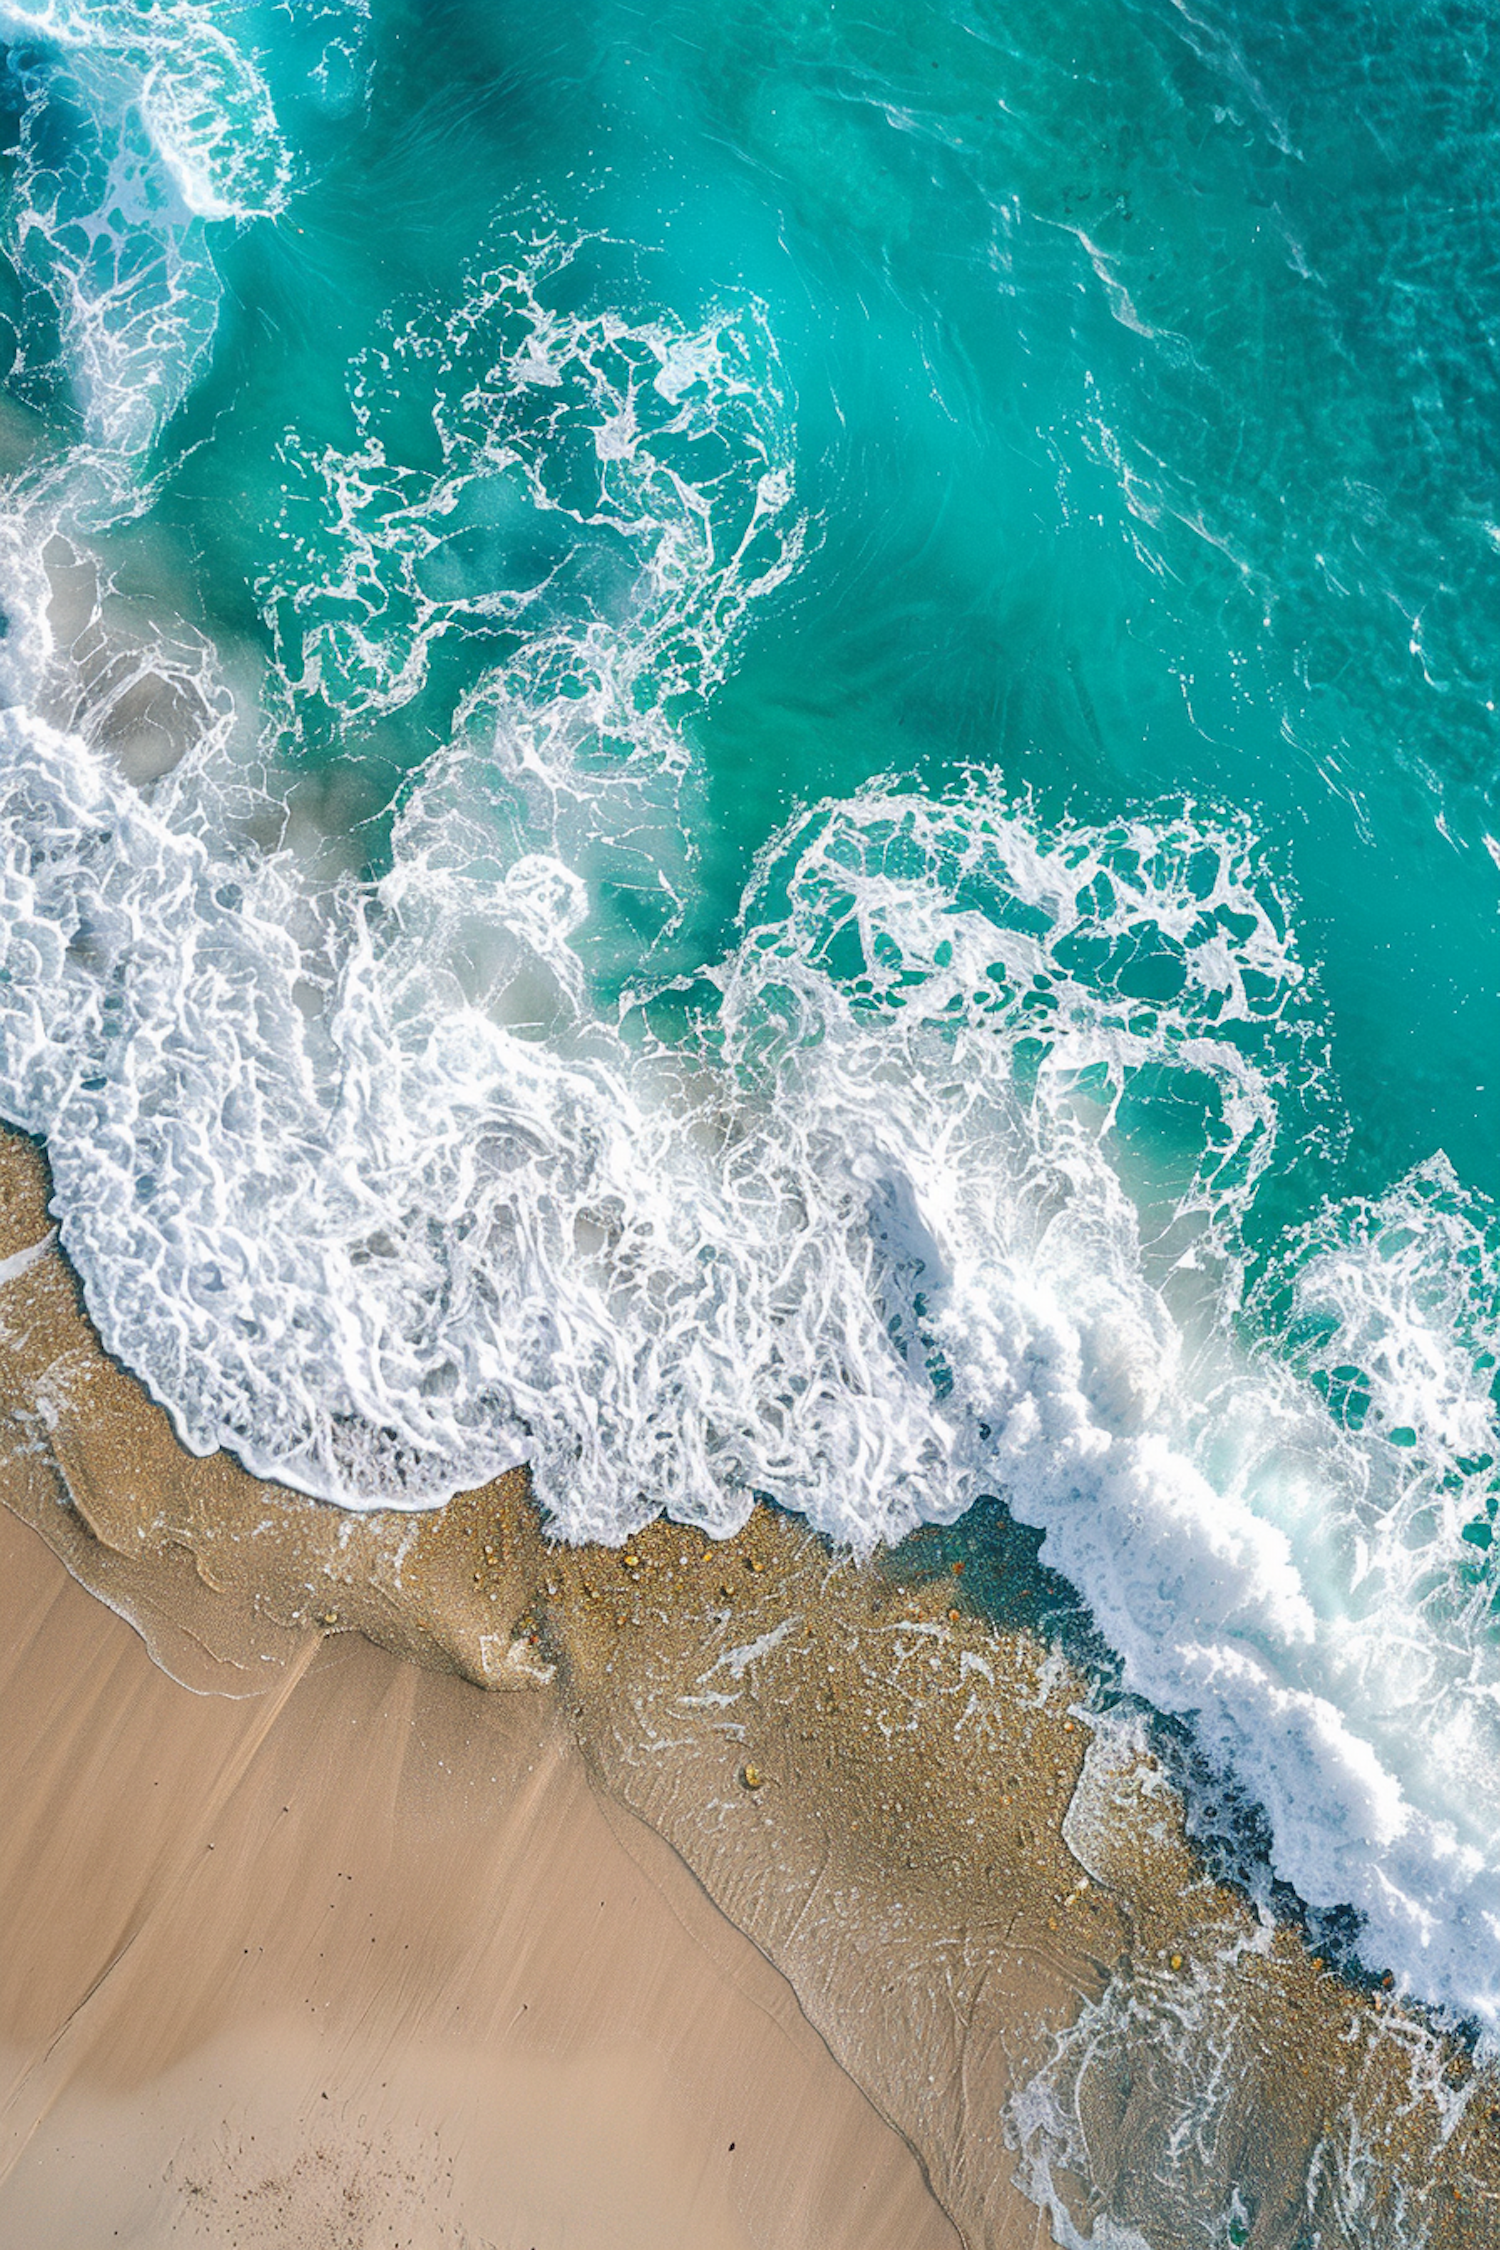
3, 0, 1500, 2237
0, 1123, 1496, 2248
0, 1502, 964, 2249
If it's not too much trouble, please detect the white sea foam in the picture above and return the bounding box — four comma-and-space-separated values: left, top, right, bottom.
0, 1, 291, 221
1010, 1712, 1475, 2249
3, 30, 1500, 2042
0, 0, 301, 548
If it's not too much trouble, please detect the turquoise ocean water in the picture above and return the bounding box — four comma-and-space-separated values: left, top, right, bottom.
1, 0, 1498, 2040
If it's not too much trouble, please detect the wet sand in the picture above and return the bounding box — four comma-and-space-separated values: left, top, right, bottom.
0, 1123, 1497, 2247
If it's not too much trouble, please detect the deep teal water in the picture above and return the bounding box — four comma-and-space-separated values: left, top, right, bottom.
146, 0, 1500, 1199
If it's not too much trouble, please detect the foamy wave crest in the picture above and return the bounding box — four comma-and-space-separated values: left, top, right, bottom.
1, 1, 291, 221
6, 66, 1500, 2032
0, 0, 293, 527
9, 607, 1500, 2033
0, 677, 1296, 1528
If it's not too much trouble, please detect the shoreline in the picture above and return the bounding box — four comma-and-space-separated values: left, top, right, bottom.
0, 1125, 1495, 2246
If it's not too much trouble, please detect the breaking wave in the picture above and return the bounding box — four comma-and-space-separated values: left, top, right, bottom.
2, 0, 1500, 2040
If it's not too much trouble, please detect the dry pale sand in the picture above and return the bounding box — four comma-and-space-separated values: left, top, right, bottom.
0, 1506, 961, 2250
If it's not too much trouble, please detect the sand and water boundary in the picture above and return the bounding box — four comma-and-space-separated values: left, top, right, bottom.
0, 1127, 1495, 2247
